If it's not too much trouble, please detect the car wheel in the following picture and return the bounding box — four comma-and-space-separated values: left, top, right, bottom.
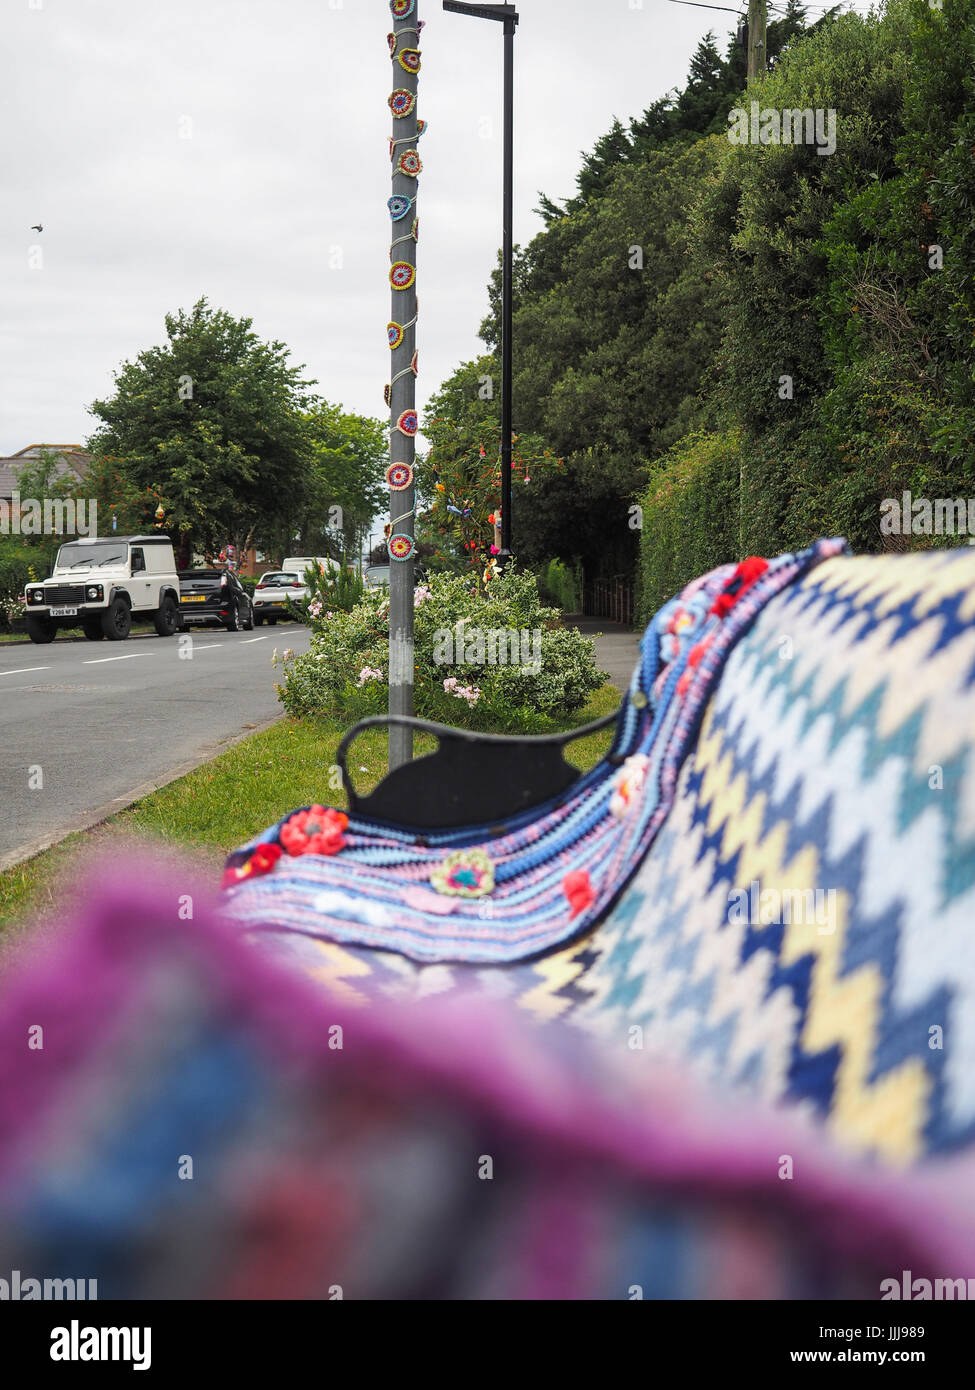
101, 598, 132, 641
242, 601, 254, 631
82, 621, 104, 642
153, 595, 179, 637
267, 616, 278, 625
224, 605, 240, 633
25, 614, 56, 644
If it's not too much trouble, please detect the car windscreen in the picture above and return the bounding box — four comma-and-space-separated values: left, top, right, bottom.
262, 573, 300, 585
56, 542, 128, 569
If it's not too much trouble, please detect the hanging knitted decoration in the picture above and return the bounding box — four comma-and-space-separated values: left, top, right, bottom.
411, 217, 419, 241
394, 409, 419, 437
388, 193, 413, 221
398, 49, 422, 74
386, 462, 413, 491
390, 261, 416, 290
416, 119, 427, 139
388, 89, 415, 118
384, 384, 392, 408
411, 349, 418, 375
390, 0, 415, 15
388, 321, 406, 350
388, 534, 416, 562
387, 33, 397, 55
397, 150, 422, 178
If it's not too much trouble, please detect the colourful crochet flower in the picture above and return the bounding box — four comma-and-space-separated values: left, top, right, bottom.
398, 150, 422, 178
390, 0, 415, 17
395, 409, 418, 436
609, 753, 650, 820
563, 869, 595, 919
221, 841, 282, 889
710, 557, 770, 618
386, 462, 413, 491
390, 261, 416, 290
388, 194, 412, 221
388, 534, 415, 561
388, 321, 405, 350
280, 806, 349, 858
397, 48, 422, 74
388, 88, 415, 118
431, 849, 495, 899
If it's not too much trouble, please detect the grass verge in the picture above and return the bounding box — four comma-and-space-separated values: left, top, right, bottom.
0, 684, 621, 936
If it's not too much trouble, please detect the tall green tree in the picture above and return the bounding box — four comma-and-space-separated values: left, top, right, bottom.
87, 298, 315, 560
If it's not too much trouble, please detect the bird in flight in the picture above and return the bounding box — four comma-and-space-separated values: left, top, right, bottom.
30, 224, 43, 232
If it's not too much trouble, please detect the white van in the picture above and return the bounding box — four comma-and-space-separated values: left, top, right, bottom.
24, 534, 181, 643
281, 556, 340, 584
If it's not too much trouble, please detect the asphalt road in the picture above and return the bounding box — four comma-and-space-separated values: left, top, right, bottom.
0, 622, 312, 867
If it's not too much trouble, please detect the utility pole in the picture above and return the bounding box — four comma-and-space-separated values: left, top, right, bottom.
444, 3, 519, 565
387, 0, 422, 770
747, 0, 767, 82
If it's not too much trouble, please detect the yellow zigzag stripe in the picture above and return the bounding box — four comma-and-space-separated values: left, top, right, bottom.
780, 893, 929, 1164
303, 938, 374, 1008
693, 703, 929, 1163
518, 940, 593, 1022
814, 552, 975, 623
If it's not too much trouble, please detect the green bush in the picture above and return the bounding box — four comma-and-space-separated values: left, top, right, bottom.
539, 558, 582, 613
638, 428, 742, 620
0, 541, 45, 632
275, 568, 607, 731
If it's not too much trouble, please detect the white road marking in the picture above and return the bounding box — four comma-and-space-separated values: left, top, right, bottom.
83, 652, 157, 665
189, 644, 222, 651
240, 636, 271, 643
0, 666, 50, 676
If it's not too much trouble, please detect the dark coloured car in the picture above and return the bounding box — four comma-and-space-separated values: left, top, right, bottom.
177, 569, 254, 632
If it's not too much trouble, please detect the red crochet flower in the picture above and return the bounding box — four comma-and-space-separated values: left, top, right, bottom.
221, 841, 283, 889
710, 556, 770, 618
563, 869, 595, 919
280, 806, 349, 857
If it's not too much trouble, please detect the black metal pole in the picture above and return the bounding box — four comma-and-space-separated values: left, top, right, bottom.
499, 15, 514, 564
443, 3, 519, 563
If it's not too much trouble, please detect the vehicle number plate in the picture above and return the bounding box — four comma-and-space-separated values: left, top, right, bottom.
183, 596, 206, 602
50, 606, 78, 617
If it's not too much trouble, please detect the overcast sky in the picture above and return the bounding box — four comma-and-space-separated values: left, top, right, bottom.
0, 0, 866, 455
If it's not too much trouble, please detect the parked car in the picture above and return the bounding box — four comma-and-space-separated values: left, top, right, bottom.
363, 565, 390, 589
177, 569, 254, 632
252, 571, 305, 625
363, 563, 426, 589
23, 535, 181, 643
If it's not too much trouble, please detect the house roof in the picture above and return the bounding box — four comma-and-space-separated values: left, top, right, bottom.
0, 445, 90, 500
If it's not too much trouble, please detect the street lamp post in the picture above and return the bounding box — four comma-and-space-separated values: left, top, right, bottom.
443, 1, 519, 565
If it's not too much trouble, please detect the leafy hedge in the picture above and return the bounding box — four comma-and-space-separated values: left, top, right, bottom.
275, 569, 606, 732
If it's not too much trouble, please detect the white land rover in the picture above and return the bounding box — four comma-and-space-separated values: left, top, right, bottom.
23, 535, 182, 644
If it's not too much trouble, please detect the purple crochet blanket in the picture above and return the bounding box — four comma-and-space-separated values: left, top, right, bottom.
0, 862, 972, 1299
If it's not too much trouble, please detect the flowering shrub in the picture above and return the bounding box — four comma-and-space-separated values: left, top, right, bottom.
275, 568, 607, 730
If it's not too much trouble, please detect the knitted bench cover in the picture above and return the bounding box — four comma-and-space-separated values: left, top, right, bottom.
220, 539, 847, 964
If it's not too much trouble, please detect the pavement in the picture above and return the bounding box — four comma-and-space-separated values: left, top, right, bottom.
0, 622, 312, 870
568, 617, 640, 693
